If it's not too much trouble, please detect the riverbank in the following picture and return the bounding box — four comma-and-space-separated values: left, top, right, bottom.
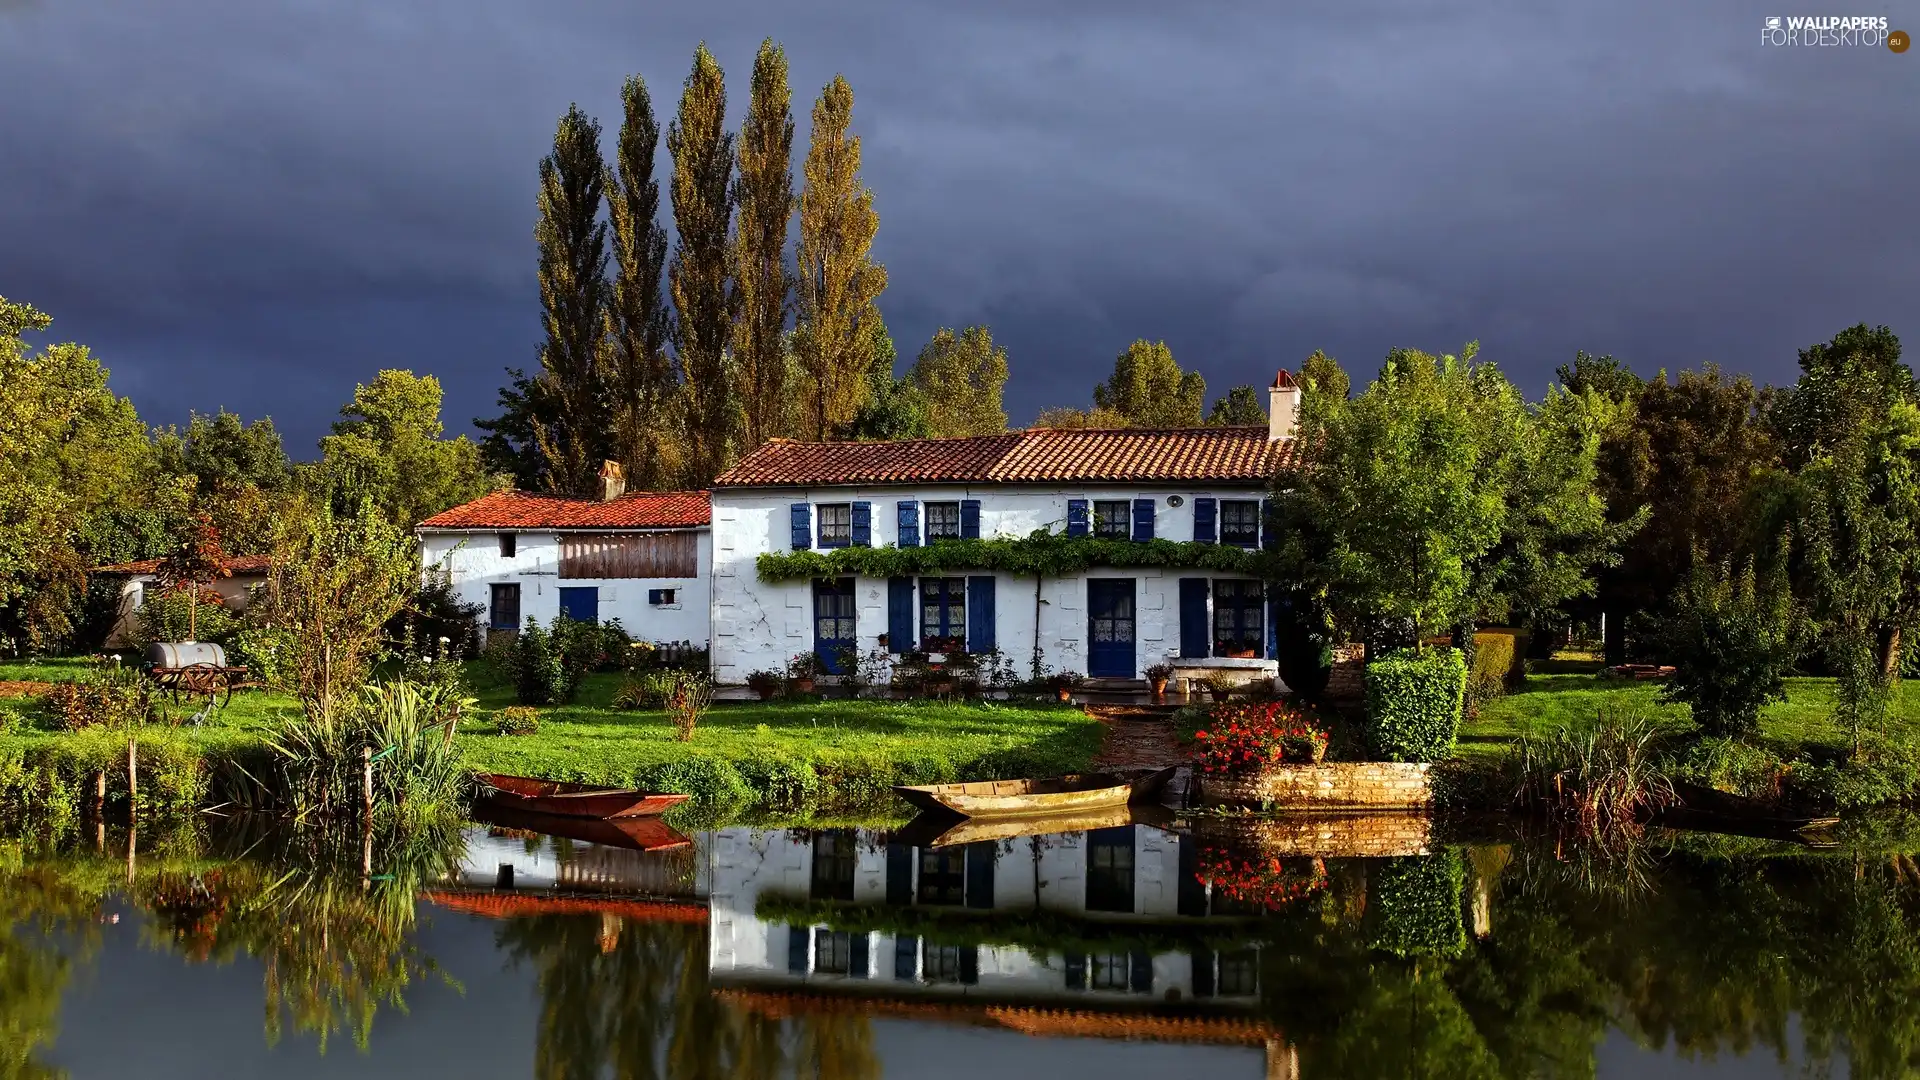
0, 660, 1107, 818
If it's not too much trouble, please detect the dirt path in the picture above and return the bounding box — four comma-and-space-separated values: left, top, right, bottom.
1086, 705, 1188, 770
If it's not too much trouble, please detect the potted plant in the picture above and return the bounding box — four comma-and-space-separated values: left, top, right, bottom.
891, 649, 930, 696
923, 661, 956, 697
786, 652, 819, 695
945, 651, 981, 696
1051, 671, 1082, 702
746, 669, 783, 701
1145, 663, 1174, 702
1203, 670, 1237, 703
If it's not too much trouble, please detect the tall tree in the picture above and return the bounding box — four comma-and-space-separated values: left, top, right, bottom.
907, 326, 1009, 437
732, 39, 795, 452
530, 105, 612, 496
794, 75, 887, 441
847, 313, 931, 440
315, 370, 503, 529
1585, 365, 1778, 662
603, 74, 677, 491
1298, 349, 1351, 401
1206, 386, 1266, 426
668, 44, 737, 483
1093, 340, 1206, 427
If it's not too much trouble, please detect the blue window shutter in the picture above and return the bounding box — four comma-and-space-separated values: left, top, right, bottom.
788, 926, 809, 973
966, 576, 996, 653
886, 843, 913, 905
896, 500, 920, 547
894, 934, 919, 980
1191, 947, 1215, 997
960, 499, 981, 539
1179, 578, 1210, 658
1132, 498, 1155, 542
849, 932, 870, 978
1260, 498, 1277, 550
1193, 497, 1217, 544
965, 841, 996, 909
1130, 950, 1153, 993
887, 577, 914, 654
1066, 498, 1090, 537
1065, 953, 1087, 990
851, 501, 872, 547
959, 945, 979, 985
1267, 586, 1280, 660
790, 503, 811, 550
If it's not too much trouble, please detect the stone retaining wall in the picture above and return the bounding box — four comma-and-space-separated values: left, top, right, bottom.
1194, 814, 1433, 858
1199, 761, 1432, 810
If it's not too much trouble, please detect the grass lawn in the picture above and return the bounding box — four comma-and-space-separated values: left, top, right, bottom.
0, 659, 1107, 815
1459, 673, 1920, 768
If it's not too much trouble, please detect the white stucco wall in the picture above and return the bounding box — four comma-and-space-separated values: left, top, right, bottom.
703, 824, 1253, 1002
709, 485, 1271, 682
419, 528, 712, 646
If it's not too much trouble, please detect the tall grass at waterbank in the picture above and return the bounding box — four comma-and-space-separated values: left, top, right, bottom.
1508, 706, 1677, 834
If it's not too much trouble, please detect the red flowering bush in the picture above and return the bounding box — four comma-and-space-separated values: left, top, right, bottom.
1192, 703, 1330, 775
1196, 851, 1329, 910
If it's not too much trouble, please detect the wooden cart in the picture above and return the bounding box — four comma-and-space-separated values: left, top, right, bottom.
148, 663, 250, 710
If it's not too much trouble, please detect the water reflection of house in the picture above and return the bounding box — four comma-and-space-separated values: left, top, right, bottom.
449, 826, 706, 898
705, 824, 1265, 1008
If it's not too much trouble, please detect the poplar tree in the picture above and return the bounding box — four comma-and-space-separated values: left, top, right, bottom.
668, 44, 736, 484
795, 75, 887, 441
530, 105, 611, 496
603, 75, 677, 490
1094, 340, 1207, 427
732, 39, 795, 451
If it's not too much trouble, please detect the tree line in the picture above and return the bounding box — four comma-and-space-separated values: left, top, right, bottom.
478, 41, 1293, 496
1269, 323, 1918, 746
0, 294, 497, 653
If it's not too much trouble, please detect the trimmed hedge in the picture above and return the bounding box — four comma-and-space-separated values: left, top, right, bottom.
1367, 851, 1467, 959
1364, 647, 1468, 762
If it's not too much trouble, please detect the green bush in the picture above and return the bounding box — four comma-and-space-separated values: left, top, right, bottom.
1656, 557, 1805, 739
230, 624, 297, 690
510, 618, 569, 705
1364, 647, 1467, 762
496, 707, 539, 736
134, 589, 241, 648
1469, 630, 1521, 705
1368, 851, 1467, 958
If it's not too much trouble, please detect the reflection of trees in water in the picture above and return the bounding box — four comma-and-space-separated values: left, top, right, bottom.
500, 915, 877, 1080
1259, 841, 1920, 1080
0, 842, 106, 1080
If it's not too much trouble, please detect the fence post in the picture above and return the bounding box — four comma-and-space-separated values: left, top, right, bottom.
126, 735, 137, 823
93, 770, 106, 818
361, 744, 374, 819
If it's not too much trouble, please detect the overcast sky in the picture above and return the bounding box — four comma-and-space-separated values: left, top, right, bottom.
2, 0, 1914, 456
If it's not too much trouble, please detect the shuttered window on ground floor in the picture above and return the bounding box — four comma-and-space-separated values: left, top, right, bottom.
558, 532, 698, 579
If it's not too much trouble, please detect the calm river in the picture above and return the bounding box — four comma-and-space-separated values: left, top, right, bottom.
3, 809, 1907, 1078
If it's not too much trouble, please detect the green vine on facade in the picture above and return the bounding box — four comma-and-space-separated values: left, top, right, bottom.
754, 529, 1265, 582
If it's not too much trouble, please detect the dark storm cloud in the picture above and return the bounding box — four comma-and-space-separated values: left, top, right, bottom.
0, 0, 1914, 454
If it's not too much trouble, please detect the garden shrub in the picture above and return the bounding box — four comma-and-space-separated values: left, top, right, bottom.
1363, 648, 1467, 762
510, 618, 569, 706
134, 588, 241, 648
1193, 703, 1330, 775
42, 658, 164, 730
387, 574, 484, 660
1656, 556, 1805, 739
1666, 736, 1789, 801
1368, 851, 1467, 959
496, 706, 539, 736
1468, 630, 1521, 706
230, 624, 297, 690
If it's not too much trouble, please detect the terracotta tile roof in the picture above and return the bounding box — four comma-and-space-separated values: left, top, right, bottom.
93, 553, 273, 576
715, 428, 1292, 488
416, 490, 711, 530
715, 989, 1277, 1045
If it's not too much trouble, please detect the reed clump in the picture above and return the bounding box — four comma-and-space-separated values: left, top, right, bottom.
262, 679, 472, 823
1510, 706, 1676, 835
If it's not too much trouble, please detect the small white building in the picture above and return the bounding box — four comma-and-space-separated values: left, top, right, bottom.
705, 372, 1301, 684
417, 467, 712, 647
93, 553, 272, 649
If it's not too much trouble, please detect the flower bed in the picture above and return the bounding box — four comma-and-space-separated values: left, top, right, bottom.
1193, 703, 1330, 775
1195, 850, 1329, 911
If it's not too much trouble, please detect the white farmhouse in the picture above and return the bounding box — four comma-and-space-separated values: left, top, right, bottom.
705, 372, 1301, 685
416, 464, 712, 647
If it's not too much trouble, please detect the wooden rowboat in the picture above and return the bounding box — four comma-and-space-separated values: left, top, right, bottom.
477, 773, 689, 820
892, 767, 1177, 820
892, 802, 1176, 849
1660, 781, 1841, 839
470, 802, 693, 852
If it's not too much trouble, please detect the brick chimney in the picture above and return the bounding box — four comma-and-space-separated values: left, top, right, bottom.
1268, 370, 1299, 441
597, 460, 626, 502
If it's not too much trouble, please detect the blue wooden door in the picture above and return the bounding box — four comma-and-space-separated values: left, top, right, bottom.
558, 586, 598, 624
1086, 579, 1136, 678
812, 578, 857, 674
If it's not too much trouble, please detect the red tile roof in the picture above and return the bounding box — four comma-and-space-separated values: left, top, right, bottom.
416, 490, 711, 530
714, 428, 1292, 488
93, 554, 273, 576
